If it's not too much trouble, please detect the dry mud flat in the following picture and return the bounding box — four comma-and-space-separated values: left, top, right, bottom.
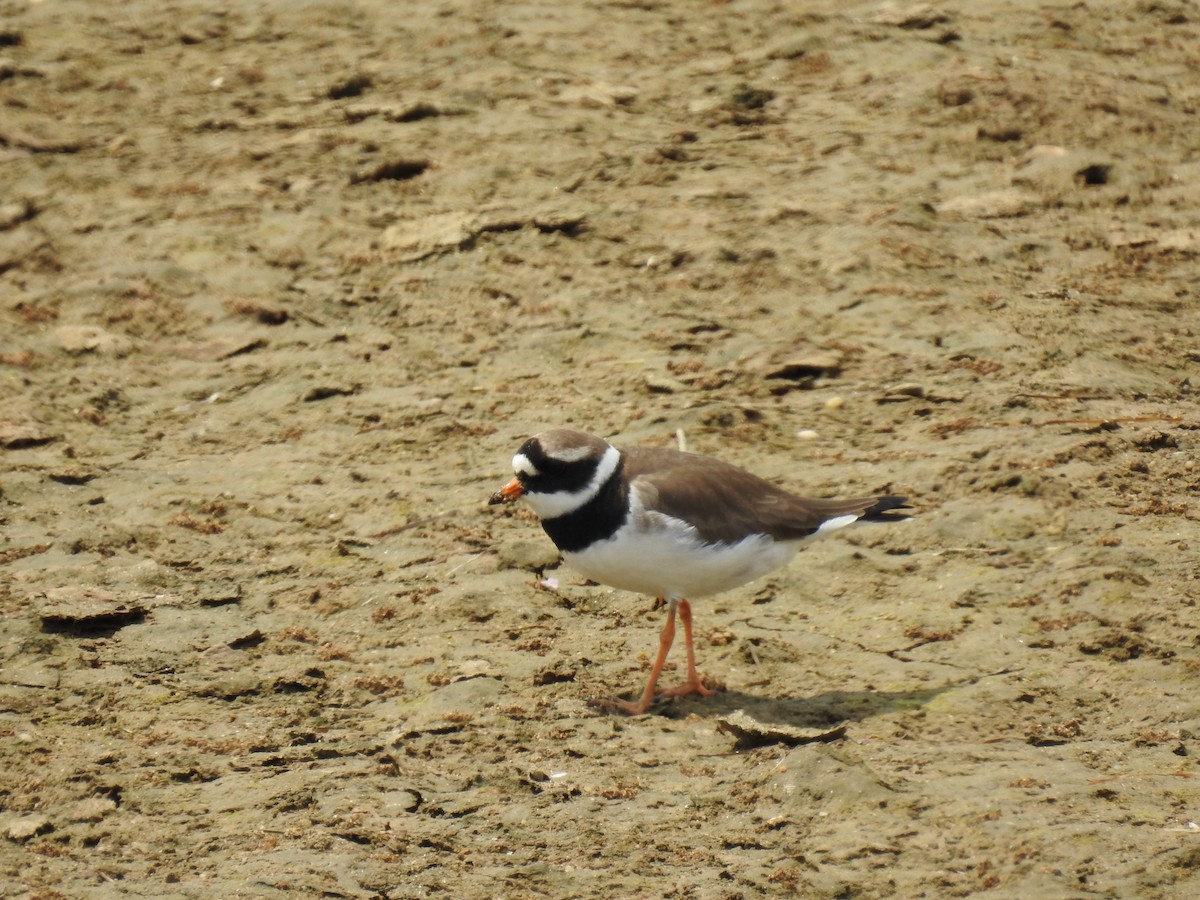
2, 0, 1200, 898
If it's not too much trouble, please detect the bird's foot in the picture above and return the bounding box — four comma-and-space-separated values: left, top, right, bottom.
588, 675, 717, 716
658, 674, 716, 700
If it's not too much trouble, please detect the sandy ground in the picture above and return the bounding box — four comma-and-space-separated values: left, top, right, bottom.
2, 0, 1200, 897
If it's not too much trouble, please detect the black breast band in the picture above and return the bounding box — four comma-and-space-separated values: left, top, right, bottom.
540, 459, 629, 553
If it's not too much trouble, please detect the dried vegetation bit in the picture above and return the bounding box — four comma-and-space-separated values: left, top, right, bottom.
74, 406, 108, 426
600, 780, 642, 800
1036, 613, 1094, 632
0, 543, 51, 565
928, 417, 982, 438
667, 358, 705, 376
1053, 719, 1085, 739
939, 82, 975, 107
0, 350, 39, 368
167, 513, 224, 534
435, 420, 497, 437
1026, 718, 1085, 746
1103, 568, 1150, 586
726, 84, 776, 122
646, 144, 691, 164
197, 499, 228, 517
279, 626, 317, 643
316, 643, 353, 661
226, 298, 289, 325
1003, 595, 1041, 609
327, 73, 372, 100
270, 426, 305, 443
1132, 728, 1180, 747
14, 302, 57, 323
1134, 431, 1179, 451
1078, 627, 1169, 661
353, 675, 405, 696
692, 370, 737, 390
1128, 498, 1189, 516
400, 585, 441, 604
767, 866, 806, 890
513, 636, 553, 653
532, 667, 575, 686
903, 625, 958, 643
706, 625, 737, 646
947, 356, 1004, 376
494, 704, 533, 721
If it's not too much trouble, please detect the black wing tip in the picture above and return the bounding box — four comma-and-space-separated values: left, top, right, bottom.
862, 495, 911, 522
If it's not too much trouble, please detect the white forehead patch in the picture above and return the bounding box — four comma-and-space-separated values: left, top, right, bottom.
513, 453, 540, 478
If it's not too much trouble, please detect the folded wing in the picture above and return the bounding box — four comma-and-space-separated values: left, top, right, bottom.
624, 446, 909, 546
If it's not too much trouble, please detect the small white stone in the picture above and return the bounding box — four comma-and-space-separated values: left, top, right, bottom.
824, 396, 845, 410
796, 429, 820, 440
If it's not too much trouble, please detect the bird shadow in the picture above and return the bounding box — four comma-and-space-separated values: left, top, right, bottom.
640, 676, 983, 732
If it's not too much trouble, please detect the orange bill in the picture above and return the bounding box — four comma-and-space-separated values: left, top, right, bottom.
488, 478, 524, 505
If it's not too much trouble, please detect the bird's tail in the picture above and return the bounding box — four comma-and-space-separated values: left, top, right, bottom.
860, 496, 911, 522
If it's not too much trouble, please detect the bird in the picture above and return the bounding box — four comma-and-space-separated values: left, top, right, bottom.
489, 428, 909, 715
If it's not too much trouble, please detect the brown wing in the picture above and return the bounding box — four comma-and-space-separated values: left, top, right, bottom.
622, 445, 907, 546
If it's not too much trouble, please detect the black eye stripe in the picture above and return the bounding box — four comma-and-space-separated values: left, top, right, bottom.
523, 440, 577, 473
519, 440, 597, 495
535, 467, 592, 494
519, 438, 549, 469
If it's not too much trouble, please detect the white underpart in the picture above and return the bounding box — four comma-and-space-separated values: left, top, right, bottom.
816, 513, 860, 535
563, 483, 808, 600
520, 444, 622, 521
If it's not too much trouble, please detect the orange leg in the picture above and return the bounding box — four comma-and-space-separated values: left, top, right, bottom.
659, 599, 716, 701
599, 598, 715, 716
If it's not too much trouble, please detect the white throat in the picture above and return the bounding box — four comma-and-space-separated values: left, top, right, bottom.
522, 444, 621, 520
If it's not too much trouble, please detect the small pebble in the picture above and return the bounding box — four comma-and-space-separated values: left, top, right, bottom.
796, 429, 820, 440
824, 396, 845, 410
